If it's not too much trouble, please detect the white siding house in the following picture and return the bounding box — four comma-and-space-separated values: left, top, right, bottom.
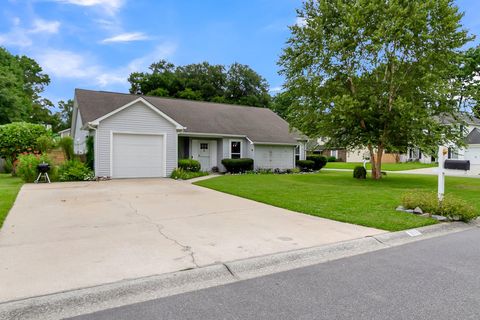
72, 89, 307, 178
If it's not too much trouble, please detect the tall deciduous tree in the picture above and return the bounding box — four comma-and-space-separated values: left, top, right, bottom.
0, 47, 52, 125
128, 60, 270, 108
453, 45, 480, 117
279, 0, 471, 179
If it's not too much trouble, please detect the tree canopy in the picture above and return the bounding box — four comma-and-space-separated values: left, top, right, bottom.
279, 0, 472, 179
128, 60, 271, 108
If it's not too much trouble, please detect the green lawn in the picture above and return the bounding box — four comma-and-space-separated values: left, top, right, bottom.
0, 174, 23, 228
194, 171, 480, 231
325, 162, 437, 171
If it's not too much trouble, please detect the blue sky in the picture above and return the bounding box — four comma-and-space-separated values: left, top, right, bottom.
1, 0, 479, 106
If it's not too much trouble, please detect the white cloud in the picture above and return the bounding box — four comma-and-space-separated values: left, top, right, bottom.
269, 86, 283, 94
0, 18, 60, 47
101, 32, 149, 43
35, 42, 177, 88
29, 19, 61, 34
37, 49, 100, 79
295, 17, 306, 27
54, 0, 124, 14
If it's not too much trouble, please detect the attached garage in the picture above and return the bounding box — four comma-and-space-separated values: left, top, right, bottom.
254, 145, 295, 170
464, 146, 480, 165
112, 133, 165, 178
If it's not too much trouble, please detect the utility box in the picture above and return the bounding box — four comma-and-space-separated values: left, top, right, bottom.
444, 159, 470, 171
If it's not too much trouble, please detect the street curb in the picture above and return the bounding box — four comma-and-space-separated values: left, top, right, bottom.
0, 221, 476, 320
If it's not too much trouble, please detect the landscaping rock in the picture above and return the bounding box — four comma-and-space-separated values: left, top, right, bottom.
413, 207, 423, 214
396, 206, 405, 211
432, 215, 447, 221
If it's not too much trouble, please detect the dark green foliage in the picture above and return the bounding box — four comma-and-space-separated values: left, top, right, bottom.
128, 60, 271, 108
178, 159, 201, 172
306, 155, 327, 170
36, 135, 55, 153
0, 122, 49, 160
58, 160, 94, 181
402, 191, 478, 222
57, 99, 74, 130
58, 136, 74, 161
85, 136, 94, 170
279, 0, 471, 179
3, 158, 12, 173
221, 158, 254, 173
170, 168, 208, 180
353, 166, 367, 179
327, 156, 337, 162
296, 160, 314, 172
15, 153, 53, 183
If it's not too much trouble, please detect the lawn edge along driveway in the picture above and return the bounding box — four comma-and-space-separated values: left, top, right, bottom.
192, 171, 480, 232
0, 173, 23, 228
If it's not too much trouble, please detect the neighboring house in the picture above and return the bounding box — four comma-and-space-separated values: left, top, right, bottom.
72, 89, 307, 178
58, 128, 71, 138
309, 113, 480, 164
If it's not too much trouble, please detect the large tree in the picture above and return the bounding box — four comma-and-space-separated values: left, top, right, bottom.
279, 0, 472, 179
0, 47, 53, 125
453, 45, 480, 118
128, 60, 271, 108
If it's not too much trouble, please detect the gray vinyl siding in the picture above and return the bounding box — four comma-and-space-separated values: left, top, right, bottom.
95, 102, 178, 177
73, 108, 89, 155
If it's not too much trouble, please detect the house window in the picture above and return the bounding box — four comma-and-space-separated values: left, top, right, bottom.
230, 141, 241, 159
295, 145, 301, 161
200, 143, 208, 150
330, 150, 338, 158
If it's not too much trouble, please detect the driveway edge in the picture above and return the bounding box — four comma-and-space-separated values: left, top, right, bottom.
0, 221, 476, 320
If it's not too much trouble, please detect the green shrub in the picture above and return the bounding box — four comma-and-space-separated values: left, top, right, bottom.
170, 168, 208, 180
178, 159, 201, 172
221, 158, 254, 173
58, 136, 74, 161
36, 135, 55, 154
306, 155, 327, 170
296, 160, 315, 172
353, 166, 367, 179
85, 136, 94, 170
58, 160, 94, 181
3, 157, 13, 174
327, 156, 337, 162
0, 122, 49, 160
401, 191, 478, 222
16, 153, 53, 183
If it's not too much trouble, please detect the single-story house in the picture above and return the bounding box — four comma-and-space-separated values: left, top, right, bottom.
72, 89, 307, 178
309, 113, 480, 165
58, 128, 71, 138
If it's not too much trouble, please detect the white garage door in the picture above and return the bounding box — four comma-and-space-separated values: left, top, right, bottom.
112, 133, 164, 178
255, 145, 295, 170
464, 146, 480, 165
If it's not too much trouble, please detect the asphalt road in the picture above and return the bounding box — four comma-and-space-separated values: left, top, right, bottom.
70, 228, 480, 320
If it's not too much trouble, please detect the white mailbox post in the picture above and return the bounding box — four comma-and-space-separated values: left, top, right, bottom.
437, 146, 448, 202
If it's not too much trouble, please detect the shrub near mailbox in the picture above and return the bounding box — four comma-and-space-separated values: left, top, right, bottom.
444, 160, 470, 171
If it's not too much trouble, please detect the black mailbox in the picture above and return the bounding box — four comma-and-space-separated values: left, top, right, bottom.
444, 160, 470, 171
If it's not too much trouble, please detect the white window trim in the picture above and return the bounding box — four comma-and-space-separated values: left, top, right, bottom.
110, 131, 167, 178
229, 139, 243, 159
330, 150, 338, 158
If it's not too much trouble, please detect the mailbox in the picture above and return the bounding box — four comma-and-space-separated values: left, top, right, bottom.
444, 159, 470, 171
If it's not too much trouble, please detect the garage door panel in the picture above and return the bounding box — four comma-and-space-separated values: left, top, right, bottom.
112, 133, 164, 178
255, 145, 294, 170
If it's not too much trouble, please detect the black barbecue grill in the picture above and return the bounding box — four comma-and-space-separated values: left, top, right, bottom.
35, 162, 51, 183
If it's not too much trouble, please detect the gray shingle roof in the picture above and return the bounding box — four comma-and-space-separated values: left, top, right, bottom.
466, 128, 480, 144
75, 89, 303, 144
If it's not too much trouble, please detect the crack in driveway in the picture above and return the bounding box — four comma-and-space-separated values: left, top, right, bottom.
120, 196, 199, 268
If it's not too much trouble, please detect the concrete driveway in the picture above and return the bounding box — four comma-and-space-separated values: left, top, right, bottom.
0, 179, 382, 302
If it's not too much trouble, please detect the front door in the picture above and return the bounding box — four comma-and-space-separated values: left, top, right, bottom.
197, 141, 211, 171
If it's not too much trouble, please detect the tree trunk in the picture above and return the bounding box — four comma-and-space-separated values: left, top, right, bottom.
374, 146, 384, 180
367, 144, 383, 180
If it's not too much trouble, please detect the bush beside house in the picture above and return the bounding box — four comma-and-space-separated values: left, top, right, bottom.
221, 158, 254, 173
171, 159, 208, 180
306, 155, 327, 170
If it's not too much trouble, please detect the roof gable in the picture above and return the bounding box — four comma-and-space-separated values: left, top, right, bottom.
75, 89, 303, 144
467, 128, 480, 144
